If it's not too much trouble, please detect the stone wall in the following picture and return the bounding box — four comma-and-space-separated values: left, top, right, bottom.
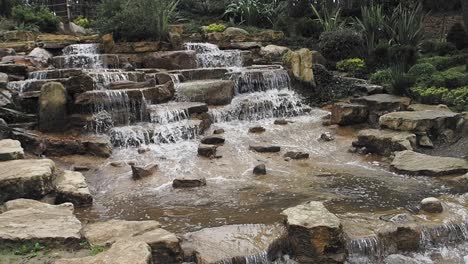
424, 14, 464, 39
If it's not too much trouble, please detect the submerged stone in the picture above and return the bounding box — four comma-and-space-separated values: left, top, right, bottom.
200, 135, 225, 145
173, 177, 207, 188
249, 126, 266, 133
253, 164, 267, 175
198, 144, 217, 158
420, 197, 443, 213
249, 145, 281, 153
284, 151, 309, 160
132, 163, 158, 179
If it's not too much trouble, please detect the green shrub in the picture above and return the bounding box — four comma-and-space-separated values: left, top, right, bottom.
446, 22, 468, 50
429, 69, 468, 89
336, 58, 366, 74
369, 68, 393, 89
442, 86, 468, 111
369, 42, 390, 67
388, 65, 414, 95
434, 41, 458, 56
319, 30, 364, 62
73, 16, 90, 28
408, 62, 436, 84
389, 44, 418, 71
11, 5, 60, 33
295, 17, 322, 38
311, 4, 346, 32
411, 86, 449, 104
354, 3, 387, 56
204, 23, 225, 32
388, 3, 426, 47
419, 39, 437, 54
0, 16, 16, 31
418, 55, 468, 71
225, 0, 285, 27
411, 86, 468, 110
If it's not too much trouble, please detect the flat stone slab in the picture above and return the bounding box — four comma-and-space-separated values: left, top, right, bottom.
0, 159, 55, 203
355, 129, 416, 156
0, 139, 24, 161
380, 110, 462, 133
351, 94, 411, 110
181, 224, 286, 264
0, 199, 81, 245
55, 170, 93, 207
55, 240, 152, 264
391, 150, 468, 176
177, 80, 235, 105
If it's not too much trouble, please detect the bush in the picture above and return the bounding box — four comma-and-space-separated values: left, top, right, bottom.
429, 69, 468, 89
411, 86, 468, 111
94, 0, 178, 41
319, 30, 364, 62
388, 65, 414, 95
408, 63, 436, 84
419, 39, 437, 54
387, 3, 425, 47
0, 16, 16, 31
11, 5, 60, 33
369, 68, 393, 89
434, 42, 458, 56
336, 58, 366, 74
369, 42, 390, 67
418, 55, 468, 71
442, 86, 468, 111
388, 44, 418, 71
73, 16, 90, 28
295, 17, 322, 38
411, 86, 449, 104
204, 23, 225, 32
446, 23, 468, 50
0, 0, 21, 17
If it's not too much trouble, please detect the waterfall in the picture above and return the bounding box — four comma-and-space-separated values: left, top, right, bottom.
230, 68, 291, 94
185, 42, 243, 68
148, 104, 190, 124
91, 90, 133, 126
87, 70, 141, 90
61, 43, 118, 69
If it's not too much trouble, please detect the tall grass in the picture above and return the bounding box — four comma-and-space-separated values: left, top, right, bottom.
353, 4, 386, 55
388, 3, 426, 47
311, 4, 346, 32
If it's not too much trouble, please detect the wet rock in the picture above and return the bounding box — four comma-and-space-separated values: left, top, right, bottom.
198, 144, 217, 158
377, 224, 421, 252
379, 213, 412, 224
281, 202, 346, 263
178, 80, 235, 105
384, 254, 422, 264
82, 220, 182, 263
39, 82, 68, 133
55, 240, 152, 264
354, 129, 416, 156
0, 118, 9, 139
28, 47, 53, 64
331, 103, 368, 125
0, 199, 82, 245
201, 135, 225, 145
138, 147, 150, 154
350, 94, 411, 124
0, 72, 8, 89
249, 145, 281, 153
142, 50, 197, 70
284, 48, 315, 86
356, 83, 385, 95
420, 197, 443, 213
253, 164, 267, 175
0, 64, 28, 77
284, 151, 309, 160
391, 150, 468, 176
55, 170, 92, 207
82, 136, 113, 158
260, 45, 291, 60
213, 129, 224, 134
274, 119, 289, 125
173, 178, 207, 188
418, 134, 434, 148
0, 159, 55, 203
0, 139, 24, 161
132, 163, 158, 179
319, 132, 335, 142
72, 165, 90, 172
249, 126, 266, 133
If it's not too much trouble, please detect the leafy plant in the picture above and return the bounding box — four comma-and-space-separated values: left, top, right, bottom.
429, 69, 468, 89
14, 242, 44, 256
73, 16, 90, 28
387, 3, 426, 47
0, 16, 16, 31
225, 0, 285, 27
354, 3, 387, 55
369, 68, 393, 89
408, 63, 436, 84
204, 23, 225, 32
319, 30, 364, 62
388, 64, 414, 95
90, 245, 106, 256
419, 54, 468, 71
311, 3, 346, 32
389, 44, 418, 72
11, 5, 60, 33
336, 58, 366, 74
411, 86, 468, 111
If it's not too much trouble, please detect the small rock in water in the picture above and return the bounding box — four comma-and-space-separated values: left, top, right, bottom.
198, 144, 217, 158
173, 178, 207, 188
274, 119, 288, 125
213, 129, 225, 135
249, 126, 266, 133
201, 136, 225, 145
253, 164, 267, 175
250, 145, 281, 153
319, 132, 334, 142
72, 165, 90, 172
131, 163, 158, 179
110, 161, 127, 167
284, 157, 291, 161
420, 197, 443, 213
137, 147, 150, 154
284, 151, 309, 160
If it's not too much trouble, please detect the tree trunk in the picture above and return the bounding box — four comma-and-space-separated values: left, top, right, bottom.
463, 0, 468, 31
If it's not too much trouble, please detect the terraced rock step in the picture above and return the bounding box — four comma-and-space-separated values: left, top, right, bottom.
391, 150, 468, 176
54, 170, 93, 207
167, 68, 229, 81
0, 139, 24, 161
8, 75, 94, 94
146, 102, 208, 124
354, 129, 416, 156
351, 94, 411, 124
52, 54, 121, 69
177, 80, 235, 105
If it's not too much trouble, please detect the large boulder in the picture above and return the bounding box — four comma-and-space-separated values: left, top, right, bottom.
54, 240, 152, 264
281, 202, 346, 263
55, 170, 92, 207
331, 103, 368, 125
39, 82, 68, 133
0, 199, 82, 245
0, 159, 55, 203
354, 129, 416, 156
391, 150, 468, 176
178, 80, 235, 105
0, 139, 24, 161
351, 94, 411, 124
284, 48, 315, 86
28, 47, 53, 64
142, 51, 197, 70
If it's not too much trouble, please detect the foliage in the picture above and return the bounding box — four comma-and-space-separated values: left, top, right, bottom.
73, 16, 91, 28
294, 17, 322, 38
0, 0, 21, 17
429, 69, 468, 89
336, 58, 366, 74
446, 23, 468, 50
14, 242, 44, 256
225, 0, 285, 27
0, 16, 16, 31
369, 42, 390, 67
205, 23, 226, 32
411, 86, 468, 111
369, 68, 393, 89
311, 3, 346, 32
407, 63, 436, 84
388, 44, 418, 72
318, 30, 363, 62
387, 3, 425, 47
353, 3, 387, 56
90, 245, 106, 256
388, 64, 414, 95
419, 39, 437, 54
419, 55, 468, 71
11, 5, 60, 33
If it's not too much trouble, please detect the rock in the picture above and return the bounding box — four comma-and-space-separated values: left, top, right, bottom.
173, 178, 207, 188
198, 144, 217, 158
384, 254, 422, 264
0, 118, 9, 139
58, 22, 86, 36
138, 147, 150, 154
377, 225, 421, 252
55, 170, 92, 207
201, 135, 225, 145
0, 199, 81, 245
0, 139, 24, 161
0, 63, 28, 77
102, 33, 115, 53
82, 136, 113, 158
319, 132, 335, 142
0, 48, 16, 58
408, 103, 452, 112
55, 240, 152, 264
224, 27, 249, 36
284, 151, 309, 160
132, 163, 158, 179
311, 50, 327, 65
350, 94, 411, 124
355, 83, 385, 95
0, 72, 8, 89
142, 51, 197, 70
177, 80, 235, 105
420, 197, 443, 213
81, 220, 182, 263
418, 134, 434, 148
28, 47, 53, 64
39, 82, 68, 133
281, 202, 346, 263
274, 119, 288, 125
391, 150, 468, 176
331, 103, 368, 125
249, 145, 281, 153
0, 159, 55, 203
72, 165, 90, 172
249, 126, 266, 133
181, 224, 286, 264
213, 129, 224, 134
284, 48, 315, 85
253, 164, 267, 175
260, 45, 290, 62
354, 129, 416, 156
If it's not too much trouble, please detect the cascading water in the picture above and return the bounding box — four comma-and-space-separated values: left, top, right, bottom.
185, 43, 243, 68
87, 70, 142, 90
61, 43, 118, 69
230, 68, 291, 94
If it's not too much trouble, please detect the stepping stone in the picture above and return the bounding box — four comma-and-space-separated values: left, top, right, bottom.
354, 129, 416, 156
201, 135, 225, 145
249, 126, 266, 133
0, 139, 24, 161
249, 145, 281, 153
284, 151, 309, 160
379, 110, 462, 134
274, 119, 288, 125
350, 94, 411, 124
0, 159, 55, 203
391, 150, 468, 176
132, 163, 158, 179
331, 103, 368, 126
198, 144, 217, 157
0, 199, 82, 245
253, 164, 267, 175
173, 177, 207, 188
55, 170, 93, 207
